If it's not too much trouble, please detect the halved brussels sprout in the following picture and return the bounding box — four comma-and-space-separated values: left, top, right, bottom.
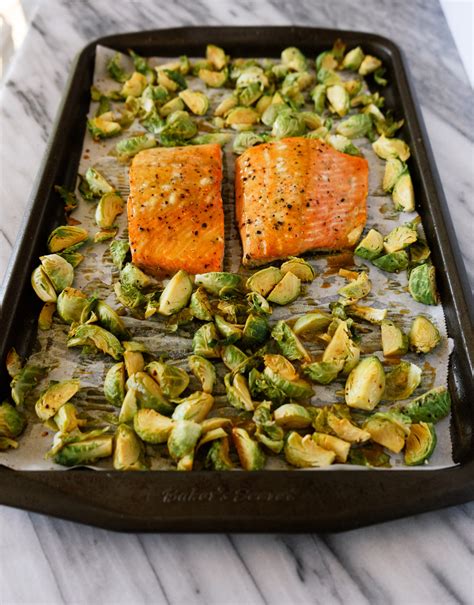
274, 403, 312, 429
126, 371, 173, 415
168, 419, 202, 470
271, 320, 311, 362
310, 84, 326, 114
233, 132, 267, 155
10, 365, 44, 406
195, 272, 241, 296
372, 135, 410, 161
346, 304, 387, 325
188, 355, 216, 394
358, 55, 382, 76
344, 79, 363, 97
47, 225, 88, 253
373, 251, 409, 273
120, 263, 153, 291
355, 229, 384, 260
384, 224, 417, 254
246, 267, 282, 297
326, 411, 371, 443
281, 47, 307, 72
156, 68, 186, 93
205, 438, 234, 470
280, 257, 315, 282
292, 311, 332, 338
124, 350, 145, 377
191, 133, 231, 146
383, 158, 405, 192
267, 272, 301, 305
256, 94, 273, 115
242, 313, 269, 347
95, 300, 129, 340
342, 46, 365, 70
68, 324, 123, 360
160, 110, 197, 146
54, 434, 113, 467
54, 402, 86, 433
336, 114, 372, 139
322, 320, 360, 375
232, 427, 265, 471
94, 228, 117, 243
261, 102, 289, 127
198, 68, 228, 88
39, 254, 74, 294
109, 240, 130, 271
363, 411, 411, 453
6, 348, 22, 379
384, 360, 422, 401
118, 388, 138, 424
159, 96, 185, 117
264, 367, 313, 400
381, 320, 408, 357
404, 422, 436, 465
215, 315, 242, 343
238, 82, 264, 107
252, 402, 284, 454
121, 71, 147, 97
0, 402, 26, 438
192, 323, 221, 358
206, 44, 228, 70
246, 292, 272, 316
338, 271, 371, 301
284, 432, 335, 468
106, 52, 129, 82
345, 356, 386, 411
189, 287, 213, 321
399, 386, 451, 423
115, 133, 156, 160
113, 424, 147, 471
35, 379, 80, 421
326, 84, 350, 117
57, 289, 88, 326
172, 392, 214, 423
158, 270, 193, 316
83, 167, 114, 198
298, 111, 322, 131
114, 282, 146, 310
303, 360, 343, 385
224, 373, 254, 411
409, 315, 441, 353
326, 134, 361, 156
217, 300, 244, 324
248, 368, 287, 406
146, 361, 189, 399
178, 89, 209, 115
409, 241, 431, 267
264, 354, 297, 380
196, 427, 228, 452
31, 266, 57, 303
408, 264, 438, 305
215, 95, 238, 117
225, 106, 259, 131
392, 170, 415, 212
104, 362, 126, 407
312, 432, 350, 463
271, 109, 306, 139
221, 344, 249, 373
87, 116, 121, 140
348, 444, 390, 467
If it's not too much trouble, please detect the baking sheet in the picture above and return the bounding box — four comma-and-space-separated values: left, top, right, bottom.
0, 45, 454, 471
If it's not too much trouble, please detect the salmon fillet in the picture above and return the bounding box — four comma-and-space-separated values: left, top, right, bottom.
128, 144, 224, 276
235, 137, 368, 265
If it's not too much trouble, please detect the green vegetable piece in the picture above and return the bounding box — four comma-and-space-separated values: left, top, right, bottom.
264, 366, 313, 400
195, 272, 241, 296
383, 158, 405, 192
189, 287, 213, 321
363, 411, 411, 453
242, 313, 269, 347
146, 361, 189, 399
158, 270, 193, 316
206, 44, 228, 70
384, 361, 422, 401
95, 300, 129, 340
160, 110, 197, 145
355, 229, 384, 260
31, 266, 57, 303
271, 108, 306, 139
232, 427, 266, 470
372, 135, 410, 161
114, 282, 146, 310
261, 102, 289, 127
113, 424, 147, 471
346, 304, 387, 325
221, 344, 249, 372
191, 133, 231, 146
326, 134, 361, 156
178, 89, 209, 115
225, 106, 259, 130
272, 320, 311, 362
129, 50, 155, 79
373, 251, 409, 273
400, 386, 451, 423
54, 402, 85, 433
348, 444, 390, 467
404, 422, 437, 465
408, 264, 438, 305
6, 348, 22, 379
345, 356, 386, 411
39, 254, 75, 296
188, 355, 216, 394
284, 432, 335, 468
409, 315, 441, 354
35, 380, 80, 421
267, 271, 301, 305
252, 402, 284, 454
392, 170, 415, 211
121, 72, 147, 97
292, 311, 332, 338
281, 47, 307, 72
224, 373, 254, 411
68, 324, 123, 360
215, 315, 242, 343
303, 360, 343, 385
104, 362, 126, 407
311, 84, 327, 114
85, 167, 114, 198
10, 365, 44, 406
107, 52, 129, 82
274, 403, 312, 429
323, 320, 360, 375
205, 438, 234, 470
384, 224, 417, 254
54, 185, 78, 213
159, 97, 185, 117
336, 114, 372, 138
342, 46, 365, 70
172, 392, 214, 423
192, 323, 221, 358
246, 267, 282, 297
409, 241, 431, 267
312, 433, 350, 463
118, 388, 138, 424
109, 240, 130, 270
87, 116, 121, 140
299, 111, 323, 130
115, 133, 156, 160
124, 350, 145, 377
47, 225, 88, 253
381, 320, 409, 357
338, 271, 371, 301
326, 84, 350, 117
198, 68, 228, 88
0, 402, 26, 438
280, 257, 315, 282
54, 434, 113, 467
126, 372, 173, 415
95, 192, 124, 229
326, 411, 371, 443
246, 291, 272, 316
233, 132, 267, 155
359, 55, 383, 76
120, 262, 153, 290
168, 420, 202, 470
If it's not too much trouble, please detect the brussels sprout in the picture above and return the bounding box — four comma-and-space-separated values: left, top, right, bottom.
346, 304, 387, 325
188, 355, 216, 394
38, 302, 56, 330
285, 432, 335, 468
252, 402, 284, 454
372, 135, 410, 161
384, 225, 417, 254
380, 320, 408, 357
87, 116, 121, 140
264, 353, 297, 380
159, 97, 185, 118
238, 82, 264, 107
195, 272, 241, 296
168, 420, 202, 470
274, 403, 312, 429
296, 112, 322, 131
292, 311, 331, 338
126, 372, 173, 415
192, 322, 220, 358
120, 263, 153, 291
225, 106, 259, 130
348, 444, 391, 467
384, 360, 422, 401
158, 55, 190, 76
214, 315, 242, 343
215, 95, 238, 117
271, 109, 306, 139
224, 373, 254, 411
364, 411, 411, 453
205, 44, 228, 70
108, 241, 129, 271
217, 300, 246, 324
261, 103, 289, 127
267, 272, 301, 305
392, 170, 415, 212
281, 47, 307, 72
354, 229, 384, 260
409, 315, 441, 354
115, 133, 157, 160
232, 427, 265, 470
68, 324, 123, 360
404, 422, 436, 465
198, 68, 228, 88
106, 52, 129, 82
172, 392, 214, 422
326, 134, 361, 156
326, 85, 350, 117
95, 301, 129, 340
342, 46, 365, 70
344, 79, 363, 97
279, 257, 315, 283
255, 94, 273, 115
191, 133, 231, 146
336, 114, 372, 139
10, 365, 44, 406
310, 84, 326, 114
121, 71, 147, 97
52, 431, 113, 467
118, 388, 138, 424
157, 270, 193, 316
0, 402, 26, 438
241, 313, 269, 347
53, 402, 85, 433
373, 251, 409, 273
358, 55, 382, 76
47, 225, 88, 253
103, 362, 126, 407
271, 320, 310, 362
246, 267, 282, 297
345, 356, 386, 411
399, 386, 451, 423
313, 432, 350, 463
56, 289, 87, 325
146, 361, 189, 399
303, 360, 343, 385
408, 264, 438, 305
160, 111, 197, 145
35, 380, 80, 421
140, 109, 165, 134
409, 241, 431, 267
112, 424, 147, 471
6, 348, 22, 379
178, 89, 209, 116
233, 132, 267, 155
338, 271, 371, 301
124, 350, 145, 377
84, 167, 115, 199
188, 288, 212, 322
383, 158, 405, 192
94, 228, 117, 243
246, 292, 272, 316
248, 368, 287, 406
322, 320, 360, 375
326, 411, 370, 444
221, 344, 249, 372
58, 249, 84, 268
205, 438, 234, 470
264, 367, 313, 400
31, 266, 57, 303
114, 282, 146, 310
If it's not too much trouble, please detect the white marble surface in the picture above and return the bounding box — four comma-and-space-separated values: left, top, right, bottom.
0, 0, 473, 603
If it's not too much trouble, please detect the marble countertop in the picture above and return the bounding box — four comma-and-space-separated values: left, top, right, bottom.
0, 0, 472, 603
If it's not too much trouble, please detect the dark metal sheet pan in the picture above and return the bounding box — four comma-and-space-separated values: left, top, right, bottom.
0, 26, 472, 532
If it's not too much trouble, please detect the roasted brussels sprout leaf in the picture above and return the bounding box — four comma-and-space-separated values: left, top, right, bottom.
399, 386, 451, 423
345, 356, 385, 411
384, 361, 422, 400
188, 355, 216, 394
10, 365, 45, 406
68, 324, 123, 360
146, 361, 190, 399
408, 264, 439, 306
127, 372, 173, 415
54, 433, 113, 467
285, 432, 335, 468
35, 379, 80, 421
348, 444, 391, 467
363, 411, 411, 453
232, 427, 265, 470
271, 321, 311, 362
404, 422, 436, 465
409, 315, 441, 354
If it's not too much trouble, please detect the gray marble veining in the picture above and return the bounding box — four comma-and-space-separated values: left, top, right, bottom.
0, 0, 473, 603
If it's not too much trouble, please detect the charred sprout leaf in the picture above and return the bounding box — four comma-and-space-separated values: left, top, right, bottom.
11, 365, 45, 406
158, 270, 193, 316
410, 241, 431, 267
384, 361, 422, 401
6, 348, 22, 379
303, 360, 343, 385
192, 323, 221, 358
172, 392, 214, 423
408, 263, 438, 305
107, 52, 129, 82
232, 427, 265, 470
399, 386, 451, 423
168, 420, 202, 470
274, 403, 312, 429
39, 254, 74, 293
345, 304, 387, 325
103, 362, 126, 407
404, 422, 436, 465
0, 402, 26, 438
87, 116, 121, 140
224, 373, 254, 411
372, 135, 410, 162
267, 272, 301, 305
146, 361, 189, 399
38, 302, 56, 330
68, 324, 123, 360
115, 133, 157, 160
126, 372, 173, 415
31, 266, 57, 303
54, 185, 78, 213
345, 356, 385, 411
221, 344, 249, 373
54, 433, 113, 467
409, 315, 441, 353
363, 411, 411, 453
188, 355, 216, 394
114, 424, 148, 471
280, 257, 315, 282
373, 251, 409, 273
348, 444, 390, 467
109, 240, 130, 270
381, 320, 409, 357
35, 379, 80, 421
195, 272, 241, 296
392, 170, 415, 212
285, 432, 335, 468
272, 320, 310, 362
355, 229, 384, 260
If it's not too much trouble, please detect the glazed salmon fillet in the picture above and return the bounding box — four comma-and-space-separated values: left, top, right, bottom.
128, 144, 224, 276
235, 137, 369, 265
